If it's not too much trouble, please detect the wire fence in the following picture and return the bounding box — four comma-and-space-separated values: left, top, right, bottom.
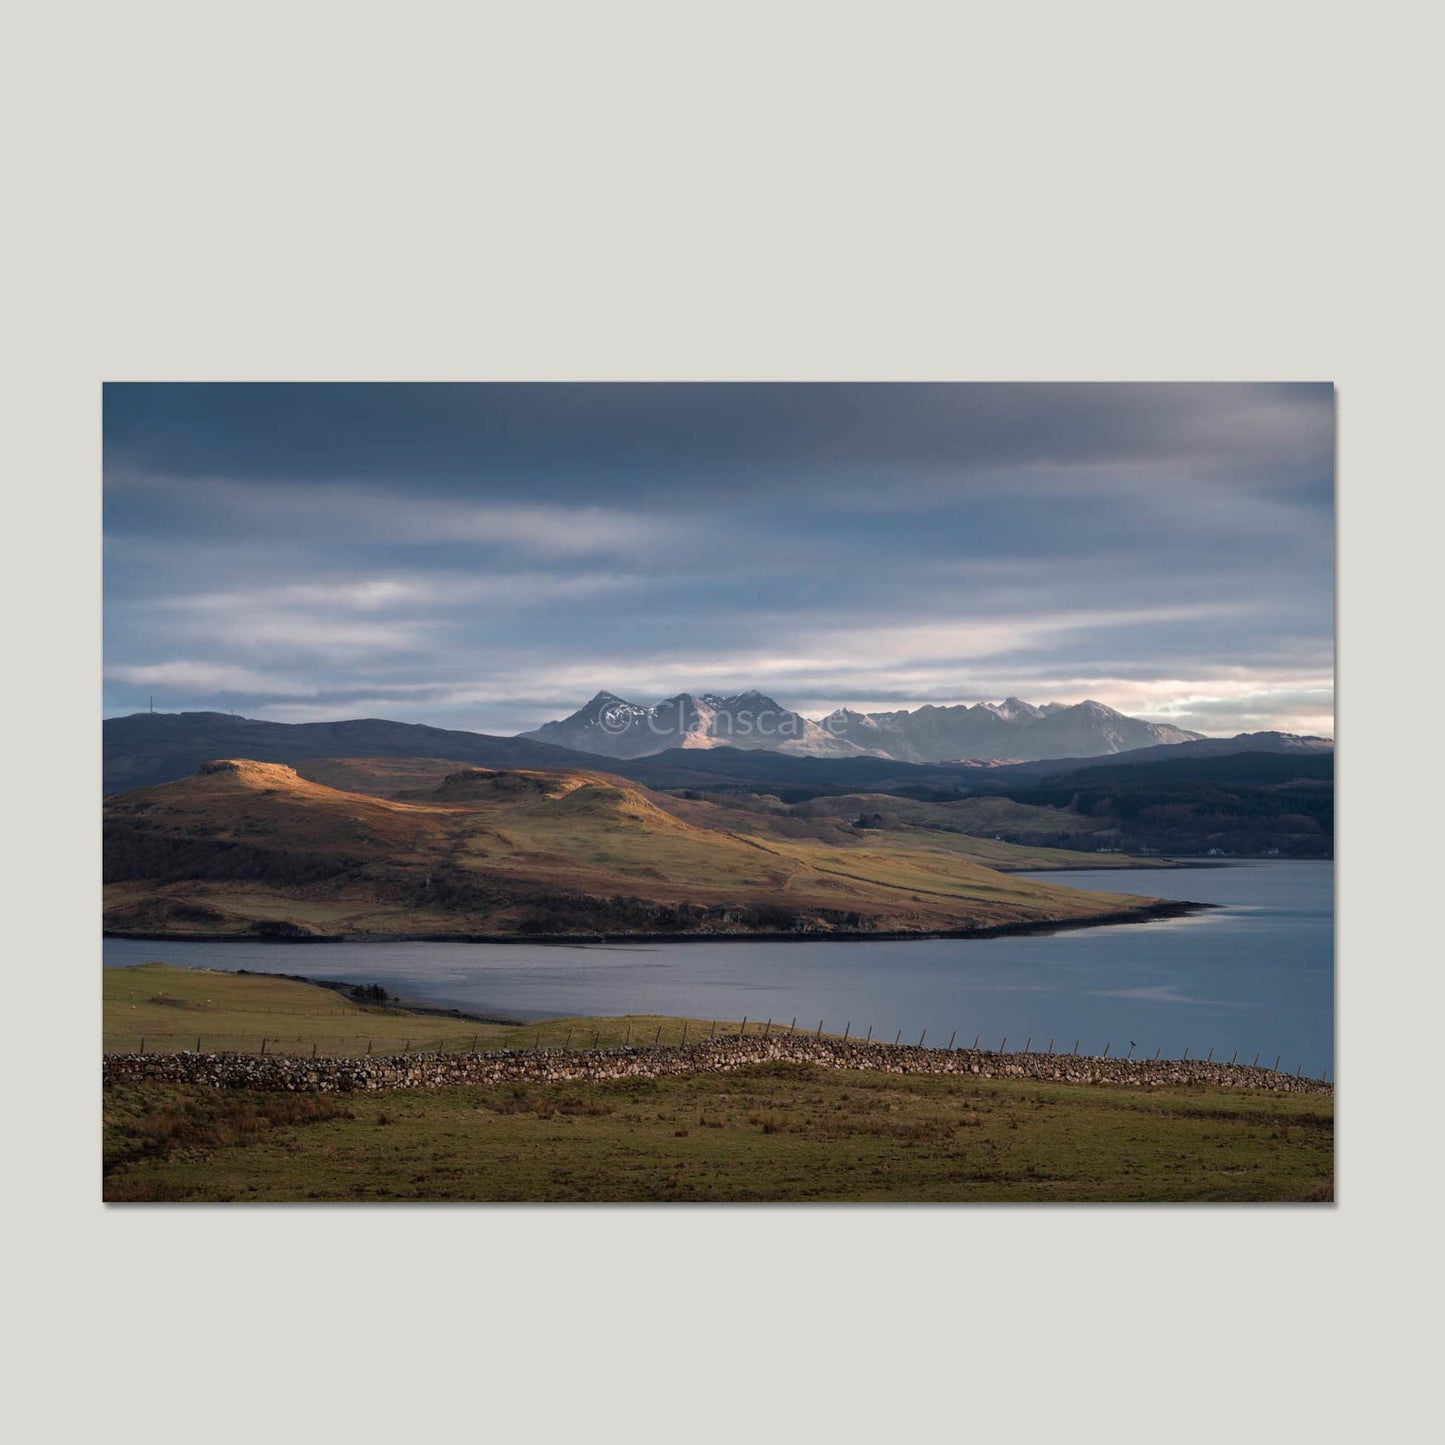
105, 1012, 1332, 1083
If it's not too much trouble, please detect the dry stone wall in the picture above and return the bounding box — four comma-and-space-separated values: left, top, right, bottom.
103, 1036, 1332, 1096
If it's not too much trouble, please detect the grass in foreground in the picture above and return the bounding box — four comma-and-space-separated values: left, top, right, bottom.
103, 964, 1332, 1203
103, 1068, 1333, 1202
105, 963, 761, 1056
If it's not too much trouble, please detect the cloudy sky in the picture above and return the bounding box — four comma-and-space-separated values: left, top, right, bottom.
103, 383, 1334, 738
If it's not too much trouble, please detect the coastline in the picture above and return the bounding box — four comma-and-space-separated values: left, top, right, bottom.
284, 974, 525, 1026
102, 897, 1209, 948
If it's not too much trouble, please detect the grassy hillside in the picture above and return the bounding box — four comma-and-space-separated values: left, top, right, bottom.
780, 792, 1126, 850
102, 967, 1332, 1203
289, 756, 1165, 866
104, 759, 1164, 939
293, 755, 473, 798
994, 774, 1333, 858
1040, 751, 1334, 788
107, 963, 762, 1055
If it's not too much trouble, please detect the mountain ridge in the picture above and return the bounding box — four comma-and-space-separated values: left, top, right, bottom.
102, 709, 603, 796
105, 711, 1331, 797
520, 689, 871, 760
522, 690, 1204, 763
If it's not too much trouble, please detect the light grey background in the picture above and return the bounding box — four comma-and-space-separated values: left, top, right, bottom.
5, 2, 1435, 1443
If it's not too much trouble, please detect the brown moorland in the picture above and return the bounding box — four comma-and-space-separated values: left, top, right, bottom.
103, 758, 1174, 939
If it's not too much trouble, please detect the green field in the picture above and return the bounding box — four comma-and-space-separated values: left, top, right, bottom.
103, 966, 1333, 1203
104, 1070, 1333, 1202
106, 962, 753, 1055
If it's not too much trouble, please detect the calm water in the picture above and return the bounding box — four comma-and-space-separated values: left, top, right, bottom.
104, 860, 1334, 1075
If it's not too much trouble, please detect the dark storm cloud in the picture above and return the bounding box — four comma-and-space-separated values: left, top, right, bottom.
104, 383, 1332, 488
103, 383, 1334, 738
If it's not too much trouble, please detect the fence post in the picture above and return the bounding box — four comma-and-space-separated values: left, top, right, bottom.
680, 1022, 687, 1048
842, 1021, 850, 1041
789, 1017, 796, 1033
1126, 1043, 1135, 1059
1047, 1038, 1054, 1055
865, 1025, 872, 1043
655, 1025, 662, 1047
1183, 1046, 1189, 1060
1252, 1053, 1259, 1068
948, 1030, 957, 1051
367, 1040, 373, 1056
894, 1029, 902, 1046
918, 1029, 926, 1048
1072, 1040, 1079, 1057
741, 1017, 748, 1037
195, 1036, 201, 1054
625, 1024, 632, 1046
764, 1019, 772, 1037
139, 1038, 145, 1056
1023, 1036, 1031, 1055
1274, 1055, 1281, 1073
974, 1035, 980, 1050
312, 1041, 318, 1058
595, 1029, 602, 1050
261, 1038, 267, 1056
1153, 1046, 1160, 1061
816, 1019, 824, 1038
1000, 1037, 1007, 1053
1207, 1047, 1214, 1062
565, 1028, 573, 1050
472, 1034, 478, 1053
1102, 1043, 1110, 1058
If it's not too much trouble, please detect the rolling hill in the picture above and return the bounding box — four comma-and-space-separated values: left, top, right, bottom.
103, 758, 1170, 940
963, 731, 1334, 786
102, 711, 601, 795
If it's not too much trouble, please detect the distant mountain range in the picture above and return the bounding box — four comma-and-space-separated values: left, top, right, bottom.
104, 710, 1332, 798
817, 697, 1201, 762
519, 690, 865, 760
519, 690, 1203, 763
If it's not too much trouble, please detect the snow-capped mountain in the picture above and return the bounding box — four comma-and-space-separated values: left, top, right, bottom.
820, 698, 1199, 761
518, 690, 873, 760
520, 692, 1203, 763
